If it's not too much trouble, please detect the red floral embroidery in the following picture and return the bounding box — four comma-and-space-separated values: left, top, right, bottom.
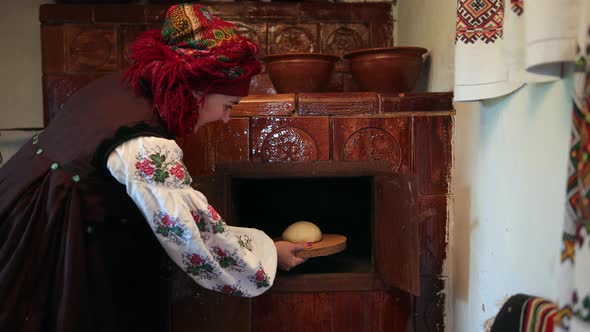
183, 252, 219, 280
134, 145, 191, 188
221, 285, 236, 293
170, 162, 185, 180
208, 205, 220, 221
212, 246, 245, 271
153, 211, 189, 245
255, 269, 265, 281
136, 159, 154, 176
161, 213, 173, 226
190, 254, 204, 266
215, 247, 228, 257
191, 210, 200, 223
250, 267, 270, 288
215, 283, 249, 297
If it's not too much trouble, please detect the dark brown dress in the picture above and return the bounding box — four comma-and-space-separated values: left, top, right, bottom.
0, 74, 172, 332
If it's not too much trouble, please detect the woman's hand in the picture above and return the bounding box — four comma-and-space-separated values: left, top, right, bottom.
274, 241, 311, 271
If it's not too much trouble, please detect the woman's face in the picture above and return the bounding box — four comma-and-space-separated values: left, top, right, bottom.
193, 92, 242, 133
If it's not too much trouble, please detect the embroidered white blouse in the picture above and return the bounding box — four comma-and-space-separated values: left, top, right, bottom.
106, 135, 277, 297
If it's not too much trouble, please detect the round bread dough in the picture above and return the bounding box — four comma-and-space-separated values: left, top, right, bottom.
282, 221, 322, 243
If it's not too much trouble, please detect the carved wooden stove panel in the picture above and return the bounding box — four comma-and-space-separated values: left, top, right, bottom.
298, 92, 379, 116
232, 94, 296, 117
269, 23, 319, 54
332, 117, 411, 173
41, 25, 65, 74
117, 24, 148, 69
415, 276, 446, 332
413, 115, 453, 195
417, 196, 448, 276
252, 292, 332, 332
332, 291, 412, 332
64, 24, 117, 73
182, 125, 215, 176
40, 3, 395, 123
213, 118, 250, 166
321, 24, 369, 58
250, 117, 330, 162
230, 22, 268, 56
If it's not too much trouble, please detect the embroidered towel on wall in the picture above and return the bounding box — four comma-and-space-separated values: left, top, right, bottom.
557, 2, 590, 330
454, 0, 578, 102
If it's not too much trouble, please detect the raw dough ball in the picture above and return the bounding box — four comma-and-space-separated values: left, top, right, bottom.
282, 221, 322, 243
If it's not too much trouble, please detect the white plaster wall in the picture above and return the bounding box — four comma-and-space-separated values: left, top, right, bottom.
396, 0, 455, 92
452, 83, 570, 331
0, 0, 50, 166
397, 0, 571, 330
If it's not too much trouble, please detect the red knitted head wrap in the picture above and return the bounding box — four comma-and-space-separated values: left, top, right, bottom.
122, 3, 262, 137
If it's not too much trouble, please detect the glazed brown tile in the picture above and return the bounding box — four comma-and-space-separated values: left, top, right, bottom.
171, 288, 250, 332
144, 4, 168, 23
181, 125, 215, 176
298, 93, 379, 116
231, 94, 295, 117
39, 4, 93, 23
332, 117, 411, 173
365, 290, 412, 332
43, 74, 105, 125
41, 25, 65, 74
370, 15, 394, 48
325, 72, 344, 93
332, 291, 412, 332
269, 23, 318, 54
320, 23, 369, 57
320, 23, 368, 72
418, 195, 448, 276
229, 22, 268, 56
249, 73, 277, 95
213, 118, 250, 166
251, 117, 330, 162
94, 5, 147, 23
413, 115, 453, 195
331, 292, 365, 332
252, 293, 332, 332
118, 25, 148, 69
381, 92, 454, 113
342, 73, 359, 92
64, 24, 117, 73
415, 276, 446, 332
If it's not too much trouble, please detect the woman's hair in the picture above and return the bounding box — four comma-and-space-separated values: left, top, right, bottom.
122, 4, 261, 137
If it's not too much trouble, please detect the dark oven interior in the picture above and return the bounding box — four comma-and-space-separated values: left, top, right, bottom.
230, 176, 374, 275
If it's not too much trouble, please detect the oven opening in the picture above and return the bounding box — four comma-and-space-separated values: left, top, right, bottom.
230, 176, 373, 275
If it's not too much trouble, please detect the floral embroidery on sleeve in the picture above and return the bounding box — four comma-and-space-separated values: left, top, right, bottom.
249, 267, 271, 289
191, 210, 209, 232
134, 144, 192, 188
182, 252, 221, 280
215, 281, 251, 297
206, 205, 226, 233
236, 235, 254, 252
212, 246, 247, 272
152, 211, 190, 245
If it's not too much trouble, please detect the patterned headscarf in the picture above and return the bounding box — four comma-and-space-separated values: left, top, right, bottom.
123, 3, 261, 137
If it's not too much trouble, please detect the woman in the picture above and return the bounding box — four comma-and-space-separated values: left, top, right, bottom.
0, 3, 307, 332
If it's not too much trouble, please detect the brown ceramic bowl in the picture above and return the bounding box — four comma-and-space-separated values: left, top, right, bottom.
343, 47, 427, 93
262, 53, 341, 93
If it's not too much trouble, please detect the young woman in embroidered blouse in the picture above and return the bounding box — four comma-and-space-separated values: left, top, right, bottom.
0, 4, 307, 332
108, 4, 309, 297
